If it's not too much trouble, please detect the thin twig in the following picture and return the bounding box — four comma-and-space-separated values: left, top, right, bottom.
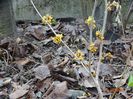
96, 0, 108, 80
89, 0, 98, 75
95, 0, 108, 98
89, 0, 98, 43
92, 0, 98, 16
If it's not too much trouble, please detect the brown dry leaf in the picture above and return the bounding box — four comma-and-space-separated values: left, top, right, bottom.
79, 78, 96, 88
99, 64, 116, 76
26, 90, 37, 99
25, 26, 45, 41
41, 53, 53, 64
9, 88, 28, 99
120, 91, 130, 99
55, 57, 69, 68
44, 81, 69, 99
9, 84, 29, 99
0, 90, 8, 98
36, 78, 52, 92
0, 38, 11, 49
113, 73, 129, 87
34, 28, 45, 40
9, 43, 36, 58
34, 64, 51, 80
106, 87, 124, 93
13, 57, 34, 66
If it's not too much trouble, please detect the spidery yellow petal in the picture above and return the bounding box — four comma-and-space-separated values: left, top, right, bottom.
74, 50, 84, 61
52, 34, 63, 44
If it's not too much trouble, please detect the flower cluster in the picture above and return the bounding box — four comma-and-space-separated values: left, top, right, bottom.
52, 34, 63, 44
88, 42, 97, 53
85, 16, 96, 29
107, 1, 121, 11
95, 31, 104, 41
42, 14, 54, 24
74, 50, 84, 61
105, 52, 113, 59
102, 52, 113, 61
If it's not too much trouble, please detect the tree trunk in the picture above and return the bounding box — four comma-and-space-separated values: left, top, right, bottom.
0, 0, 15, 38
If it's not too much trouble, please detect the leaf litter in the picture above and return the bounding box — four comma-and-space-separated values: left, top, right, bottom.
0, 19, 133, 99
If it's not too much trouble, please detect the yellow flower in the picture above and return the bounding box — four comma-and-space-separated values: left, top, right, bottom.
95, 31, 104, 40
105, 52, 113, 59
111, 1, 119, 7
42, 14, 53, 24
85, 16, 96, 29
74, 50, 84, 61
107, 7, 112, 11
92, 23, 96, 29
112, 1, 120, 10
88, 42, 97, 53
107, 2, 112, 11
52, 34, 63, 44
107, 1, 120, 11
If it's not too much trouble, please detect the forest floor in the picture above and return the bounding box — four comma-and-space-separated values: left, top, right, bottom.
0, 19, 133, 99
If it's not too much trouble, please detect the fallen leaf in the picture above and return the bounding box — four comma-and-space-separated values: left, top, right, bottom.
13, 57, 34, 66
40, 38, 52, 45
9, 84, 29, 99
120, 91, 130, 99
34, 64, 51, 80
106, 87, 124, 93
44, 81, 69, 99
9, 88, 28, 99
78, 67, 90, 77
42, 53, 53, 64
9, 43, 36, 58
36, 78, 52, 92
55, 57, 69, 68
25, 25, 45, 40
113, 73, 129, 87
0, 38, 11, 49
99, 64, 116, 76
79, 78, 96, 88
26, 90, 37, 99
